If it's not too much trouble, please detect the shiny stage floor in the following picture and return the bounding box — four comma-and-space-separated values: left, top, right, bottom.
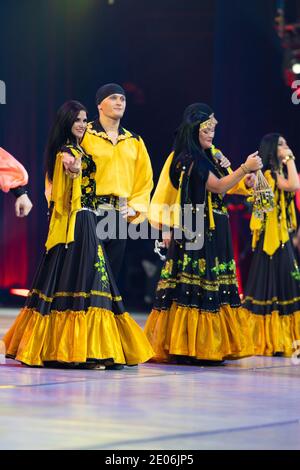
0, 309, 300, 450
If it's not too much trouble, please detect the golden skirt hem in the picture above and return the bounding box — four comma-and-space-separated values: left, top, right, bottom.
3, 307, 154, 366
240, 308, 300, 358
144, 302, 255, 362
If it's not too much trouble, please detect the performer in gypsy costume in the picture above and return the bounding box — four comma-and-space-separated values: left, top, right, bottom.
81, 83, 153, 280
2, 100, 154, 368
145, 103, 262, 364
242, 133, 300, 357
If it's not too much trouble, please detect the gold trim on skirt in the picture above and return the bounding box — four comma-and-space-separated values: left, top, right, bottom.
144, 302, 255, 362
3, 307, 154, 366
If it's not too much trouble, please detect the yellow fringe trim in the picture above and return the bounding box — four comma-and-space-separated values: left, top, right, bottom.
144, 302, 254, 362
240, 308, 300, 357
3, 307, 154, 366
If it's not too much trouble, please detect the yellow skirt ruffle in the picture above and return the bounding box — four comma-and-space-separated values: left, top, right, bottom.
144, 302, 254, 362
3, 307, 154, 366
241, 308, 300, 357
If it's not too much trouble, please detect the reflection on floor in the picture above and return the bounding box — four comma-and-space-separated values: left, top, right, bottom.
0, 309, 300, 450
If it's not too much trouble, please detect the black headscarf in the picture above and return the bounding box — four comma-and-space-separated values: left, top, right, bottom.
170, 103, 215, 198
95, 83, 126, 106
166, 103, 216, 239
182, 102, 214, 125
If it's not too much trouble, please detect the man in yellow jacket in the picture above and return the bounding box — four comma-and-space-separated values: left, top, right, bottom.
81, 83, 153, 279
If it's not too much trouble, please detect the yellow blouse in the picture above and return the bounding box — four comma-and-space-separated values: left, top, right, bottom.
250, 170, 297, 256
45, 146, 82, 252
81, 121, 153, 221
44, 127, 154, 252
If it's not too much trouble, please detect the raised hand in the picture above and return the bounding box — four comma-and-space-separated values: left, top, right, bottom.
243, 151, 262, 173
15, 194, 33, 217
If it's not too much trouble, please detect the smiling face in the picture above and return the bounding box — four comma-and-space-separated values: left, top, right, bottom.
198, 113, 217, 150
98, 93, 126, 120
71, 110, 87, 142
198, 125, 216, 150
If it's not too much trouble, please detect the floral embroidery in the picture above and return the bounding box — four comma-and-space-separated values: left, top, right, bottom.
161, 260, 173, 279
175, 257, 205, 276
198, 258, 206, 276
227, 260, 236, 273
212, 258, 236, 276
192, 260, 198, 271
291, 270, 300, 281
82, 176, 90, 187
94, 245, 109, 288
81, 154, 98, 209
291, 260, 300, 281
182, 254, 192, 271
211, 257, 220, 275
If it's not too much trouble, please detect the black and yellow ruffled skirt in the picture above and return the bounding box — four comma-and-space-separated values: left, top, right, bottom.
145, 213, 255, 362
242, 236, 300, 357
3, 210, 154, 367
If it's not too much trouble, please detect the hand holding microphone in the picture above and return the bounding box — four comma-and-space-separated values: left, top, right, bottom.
213, 149, 232, 173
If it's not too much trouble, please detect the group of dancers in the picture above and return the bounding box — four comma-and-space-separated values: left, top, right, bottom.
1, 83, 300, 369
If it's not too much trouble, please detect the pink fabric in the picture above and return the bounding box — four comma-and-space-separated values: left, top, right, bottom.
296, 190, 300, 213
296, 174, 300, 213
0, 147, 28, 192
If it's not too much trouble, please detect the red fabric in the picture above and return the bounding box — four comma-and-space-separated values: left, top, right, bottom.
0, 198, 28, 287
295, 174, 300, 213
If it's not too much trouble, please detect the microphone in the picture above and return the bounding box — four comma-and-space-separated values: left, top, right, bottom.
211, 148, 233, 174
213, 149, 224, 161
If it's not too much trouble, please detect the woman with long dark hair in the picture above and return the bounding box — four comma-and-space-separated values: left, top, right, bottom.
242, 133, 300, 357
145, 103, 262, 364
3, 100, 153, 369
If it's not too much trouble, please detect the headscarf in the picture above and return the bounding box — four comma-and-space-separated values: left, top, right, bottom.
95, 83, 126, 106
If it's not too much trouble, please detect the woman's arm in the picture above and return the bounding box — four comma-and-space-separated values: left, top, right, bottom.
276, 152, 300, 192
206, 152, 262, 194
61, 152, 81, 179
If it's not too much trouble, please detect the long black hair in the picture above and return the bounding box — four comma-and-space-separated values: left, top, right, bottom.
44, 100, 87, 182
170, 103, 214, 188
259, 133, 281, 172
173, 103, 214, 158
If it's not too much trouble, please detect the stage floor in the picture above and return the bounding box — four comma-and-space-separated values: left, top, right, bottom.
0, 309, 300, 450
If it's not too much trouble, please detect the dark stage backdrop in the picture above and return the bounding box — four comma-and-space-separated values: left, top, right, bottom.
0, 0, 299, 308
213, 0, 300, 288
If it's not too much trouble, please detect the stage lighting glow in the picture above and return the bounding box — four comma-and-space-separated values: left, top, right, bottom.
292, 62, 300, 74
10, 288, 29, 297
